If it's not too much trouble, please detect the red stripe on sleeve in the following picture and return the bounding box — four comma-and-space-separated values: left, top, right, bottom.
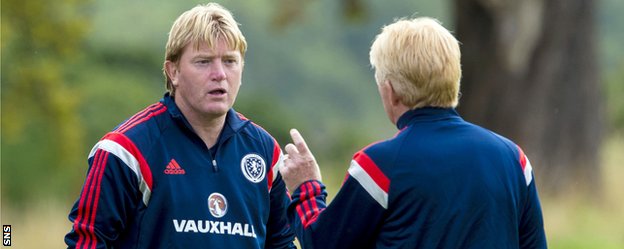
87, 151, 109, 249
295, 181, 326, 228
308, 182, 320, 215
304, 181, 324, 227
296, 183, 309, 225
75, 149, 106, 249
303, 185, 315, 218
296, 205, 307, 226
300, 183, 312, 221
84, 149, 105, 249
74, 150, 98, 248
268, 139, 281, 190
103, 132, 153, 190
353, 151, 390, 193
517, 145, 527, 171
271, 139, 281, 167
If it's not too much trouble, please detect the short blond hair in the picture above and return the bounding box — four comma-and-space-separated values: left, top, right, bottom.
370, 17, 461, 109
163, 3, 247, 95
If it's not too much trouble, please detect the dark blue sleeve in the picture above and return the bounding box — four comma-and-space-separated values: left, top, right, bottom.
514, 146, 547, 248
265, 173, 297, 249
287, 178, 385, 249
65, 148, 142, 249
519, 174, 548, 249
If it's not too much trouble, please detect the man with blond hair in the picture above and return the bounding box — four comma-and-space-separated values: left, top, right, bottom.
65, 3, 295, 248
279, 17, 547, 248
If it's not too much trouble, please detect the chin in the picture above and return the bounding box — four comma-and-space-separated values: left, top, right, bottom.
202, 105, 230, 117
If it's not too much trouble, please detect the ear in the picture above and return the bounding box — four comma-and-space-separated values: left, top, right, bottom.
164, 60, 179, 87
385, 79, 402, 107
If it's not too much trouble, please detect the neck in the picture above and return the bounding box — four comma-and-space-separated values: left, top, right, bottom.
176, 103, 228, 149
390, 104, 410, 126
189, 114, 226, 149
173, 95, 230, 149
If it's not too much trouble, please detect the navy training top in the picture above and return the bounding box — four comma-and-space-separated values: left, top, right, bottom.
287, 107, 547, 249
65, 93, 296, 249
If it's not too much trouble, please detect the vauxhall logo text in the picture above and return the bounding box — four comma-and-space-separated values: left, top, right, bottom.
172, 219, 257, 238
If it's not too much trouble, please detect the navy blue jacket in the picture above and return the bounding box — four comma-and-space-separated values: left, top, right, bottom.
66, 94, 295, 248
288, 107, 547, 249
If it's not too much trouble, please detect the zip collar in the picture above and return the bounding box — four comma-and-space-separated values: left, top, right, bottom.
396, 107, 462, 130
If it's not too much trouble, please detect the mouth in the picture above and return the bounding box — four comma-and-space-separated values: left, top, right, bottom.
208, 88, 227, 96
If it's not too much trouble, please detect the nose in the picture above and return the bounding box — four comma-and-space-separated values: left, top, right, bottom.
210, 60, 227, 82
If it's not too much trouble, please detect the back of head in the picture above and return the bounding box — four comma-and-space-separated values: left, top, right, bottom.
163, 3, 247, 95
370, 17, 461, 109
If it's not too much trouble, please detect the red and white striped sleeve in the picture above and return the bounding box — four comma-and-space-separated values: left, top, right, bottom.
66, 132, 153, 249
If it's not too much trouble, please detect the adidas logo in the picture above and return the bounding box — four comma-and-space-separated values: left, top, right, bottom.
164, 159, 186, 175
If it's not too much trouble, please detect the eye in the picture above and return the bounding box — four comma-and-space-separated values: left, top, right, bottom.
195, 59, 211, 65
224, 58, 238, 65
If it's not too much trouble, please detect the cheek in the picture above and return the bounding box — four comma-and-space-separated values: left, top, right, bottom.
228, 70, 243, 86
230, 68, 243, 79
230, 82, 242, 97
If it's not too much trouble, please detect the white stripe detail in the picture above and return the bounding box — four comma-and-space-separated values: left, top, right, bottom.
89, 139, 152, 205
347, 160, 388, 209
524, 157, 534, 186
272, 152, 284, 183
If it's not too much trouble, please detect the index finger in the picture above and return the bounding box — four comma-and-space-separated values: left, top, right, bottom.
290, 129, 310, 155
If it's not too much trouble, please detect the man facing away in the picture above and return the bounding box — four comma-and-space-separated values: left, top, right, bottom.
279, 17, 547, 249
65, 3, 295, 248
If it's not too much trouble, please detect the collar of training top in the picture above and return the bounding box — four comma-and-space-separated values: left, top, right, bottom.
396, 107, 461, 130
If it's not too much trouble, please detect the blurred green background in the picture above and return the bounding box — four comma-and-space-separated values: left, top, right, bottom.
1, 0, 623, 248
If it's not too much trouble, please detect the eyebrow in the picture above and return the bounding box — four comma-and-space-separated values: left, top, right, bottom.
192, 52, 240, 59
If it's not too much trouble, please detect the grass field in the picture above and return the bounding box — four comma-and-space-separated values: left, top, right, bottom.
2, 136, 623, 248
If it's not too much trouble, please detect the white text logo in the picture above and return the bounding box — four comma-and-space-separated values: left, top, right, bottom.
173, 220, 257, 238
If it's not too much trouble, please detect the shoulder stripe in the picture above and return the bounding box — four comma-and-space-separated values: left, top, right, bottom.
115, 103, 163, 133
353, 152, 390, 192
115, 103, 167, 134
517, 146, 534, 186
236, 112, 249, 121
348, 152, 389, 209
115, 103, 160, 132
268, 140, 283, 191
89, 132, 153, 205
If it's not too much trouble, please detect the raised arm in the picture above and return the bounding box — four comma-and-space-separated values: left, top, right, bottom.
279, 129, 386, 249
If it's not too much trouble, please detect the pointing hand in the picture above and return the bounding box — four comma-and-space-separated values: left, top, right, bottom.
279, 129, 322, 192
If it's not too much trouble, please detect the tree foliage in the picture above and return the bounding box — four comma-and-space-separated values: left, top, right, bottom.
2, 0, 92, 205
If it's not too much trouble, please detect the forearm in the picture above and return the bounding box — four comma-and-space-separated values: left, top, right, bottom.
287, 180, 328, 249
